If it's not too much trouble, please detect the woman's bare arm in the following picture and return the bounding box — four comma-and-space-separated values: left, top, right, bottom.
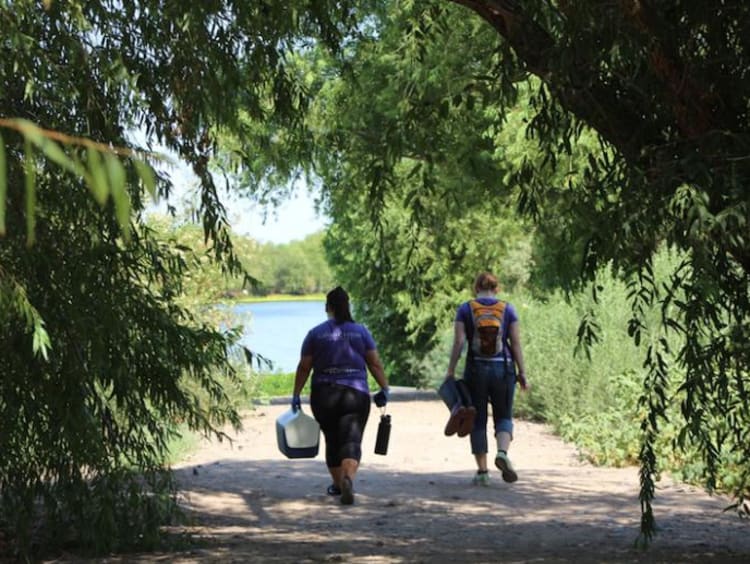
508, 321, 528, 390
446, 321, 466, 378
365, 349, 388, 390
293, 354, 314, 396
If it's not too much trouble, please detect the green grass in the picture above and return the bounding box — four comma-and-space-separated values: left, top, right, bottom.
164, 425, 201, 465
250, 371, 380, 400
252, 372, 307, 399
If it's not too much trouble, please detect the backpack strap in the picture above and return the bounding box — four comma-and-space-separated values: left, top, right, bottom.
469, 299, 506, 321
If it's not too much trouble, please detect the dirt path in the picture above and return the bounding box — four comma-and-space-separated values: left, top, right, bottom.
117, 396, 748, 563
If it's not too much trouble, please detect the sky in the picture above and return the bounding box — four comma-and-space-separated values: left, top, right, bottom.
146, 152, 328, 245
226, 188, 328, 244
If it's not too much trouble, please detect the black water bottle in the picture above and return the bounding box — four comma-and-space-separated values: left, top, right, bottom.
374, 414, 391, 455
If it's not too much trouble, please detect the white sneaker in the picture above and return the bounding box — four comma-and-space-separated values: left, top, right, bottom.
495, 452, 518, 483
472, 472, 490, 487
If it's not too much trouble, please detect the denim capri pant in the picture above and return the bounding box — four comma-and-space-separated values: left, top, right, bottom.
464, 358, 516, 455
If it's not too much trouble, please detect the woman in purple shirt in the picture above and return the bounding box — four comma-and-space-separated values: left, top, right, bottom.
292, 286, 389, 505
445, 272, 529, 486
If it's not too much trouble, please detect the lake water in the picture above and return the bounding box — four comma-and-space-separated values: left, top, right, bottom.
234, 300, 326, 373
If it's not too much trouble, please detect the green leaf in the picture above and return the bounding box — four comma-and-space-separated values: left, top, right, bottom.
0, 132, 6, 235
86, 147, 109, 205
32, 318, 51, 361
23, 79, 35, 100
24, 139, 36, 246
14, 118, 45, 145
106, 153, 131, 239
134, 157, 157, 200
39, 138, 78, 174
105, 152, 126, 197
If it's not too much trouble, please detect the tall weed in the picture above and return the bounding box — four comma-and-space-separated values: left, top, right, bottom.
422, 251, 746, 497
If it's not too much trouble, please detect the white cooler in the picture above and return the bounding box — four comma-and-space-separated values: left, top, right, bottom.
276, 407, 320, 459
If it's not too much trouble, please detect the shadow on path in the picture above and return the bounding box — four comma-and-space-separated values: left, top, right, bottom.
157, 456, 750, 563
91, 400, 750, 564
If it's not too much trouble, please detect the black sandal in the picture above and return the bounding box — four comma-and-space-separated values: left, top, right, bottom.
327, 484, 341, 496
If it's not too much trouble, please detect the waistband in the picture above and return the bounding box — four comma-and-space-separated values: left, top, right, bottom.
319, 367, 360, 375
471, 356, 512, 363
313, 373, 367, 387
312, 377, 369, 396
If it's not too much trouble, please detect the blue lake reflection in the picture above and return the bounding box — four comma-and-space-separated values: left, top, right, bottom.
234, 300, 326, 373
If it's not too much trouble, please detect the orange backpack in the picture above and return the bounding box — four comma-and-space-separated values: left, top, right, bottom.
469, 299, 506, 357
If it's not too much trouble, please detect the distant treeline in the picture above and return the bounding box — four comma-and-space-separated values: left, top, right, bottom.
147, 215, 333, 300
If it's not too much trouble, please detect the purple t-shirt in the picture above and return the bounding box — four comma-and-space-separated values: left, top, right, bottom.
455, 297, 518, 360
301, 319, 376, 394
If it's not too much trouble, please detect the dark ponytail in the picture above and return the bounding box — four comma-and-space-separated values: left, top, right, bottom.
326, 286, 354, 323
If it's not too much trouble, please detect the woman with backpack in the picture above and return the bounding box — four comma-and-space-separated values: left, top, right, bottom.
292, 286, 389, 505
444, 272, 529, 486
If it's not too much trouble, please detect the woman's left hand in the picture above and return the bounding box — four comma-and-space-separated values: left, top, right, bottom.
373, 387, 390, 407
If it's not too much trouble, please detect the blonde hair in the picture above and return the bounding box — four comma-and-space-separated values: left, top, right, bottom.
474, 272, 499, 293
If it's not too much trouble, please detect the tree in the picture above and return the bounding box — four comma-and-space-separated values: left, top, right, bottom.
259, 233, 334, 295
440, 0, 750, 538
223, 0, 750, 540
3, 0, 748, 550
222, 2, 540, 383
315, 16, 538, 383
0, 0, 354, 556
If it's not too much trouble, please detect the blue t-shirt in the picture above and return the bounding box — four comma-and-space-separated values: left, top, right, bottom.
455, 297, 518, 360
301, 319, 376, 394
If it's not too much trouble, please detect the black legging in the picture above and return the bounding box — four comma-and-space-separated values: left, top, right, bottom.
310, 382, 371, 467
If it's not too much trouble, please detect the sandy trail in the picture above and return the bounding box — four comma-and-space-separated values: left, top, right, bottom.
102, 396, 748, 563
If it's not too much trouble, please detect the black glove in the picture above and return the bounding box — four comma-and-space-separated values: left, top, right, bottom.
373, 387, 390, 407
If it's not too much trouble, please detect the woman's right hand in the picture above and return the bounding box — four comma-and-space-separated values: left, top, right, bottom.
291, 394, 302, 412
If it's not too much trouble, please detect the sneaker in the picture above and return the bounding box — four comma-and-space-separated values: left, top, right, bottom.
495, 452, 518, 483
444, 403, 466, 436
472, 472, 490, 487
340, 476, 354, 505
456, 406, 476, 437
